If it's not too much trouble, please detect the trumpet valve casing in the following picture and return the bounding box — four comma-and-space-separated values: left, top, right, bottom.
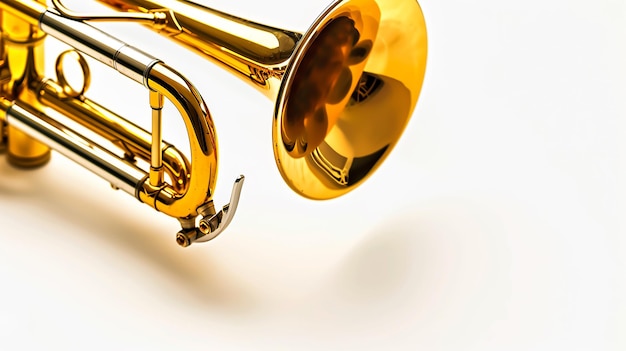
0, 0, 51, 167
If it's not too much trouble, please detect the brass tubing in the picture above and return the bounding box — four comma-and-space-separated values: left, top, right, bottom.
39, 7, 217, 218
0, 0, 46, 26
37, 79, 191, 193
94, 0, 428, 201
39, 10, 161, 86
6, 64, 216, 220
141, 61, 217, 218
1, 98, 146, 194
98, 0, 301, 92
1, 0, 426, 241
149, 89, 164, 186
2, 0, 218, 220
0, 0, 256, 243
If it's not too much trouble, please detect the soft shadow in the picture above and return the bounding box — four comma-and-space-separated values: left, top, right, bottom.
315, 198, 514, 329
329, 209, 436, 305
0, 157, 258, 313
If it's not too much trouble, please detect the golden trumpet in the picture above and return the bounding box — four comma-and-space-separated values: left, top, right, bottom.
0, 0, 427, 246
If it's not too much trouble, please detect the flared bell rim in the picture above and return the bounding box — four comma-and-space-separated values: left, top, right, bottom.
273, 0, 428, 200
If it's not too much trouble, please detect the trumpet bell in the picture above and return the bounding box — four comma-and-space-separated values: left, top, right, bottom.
95, 0, 427, 200
273, 0, 427, 199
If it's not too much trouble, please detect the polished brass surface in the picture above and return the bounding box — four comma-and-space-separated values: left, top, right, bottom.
1, 0, 51, 167
0, 0, 427, 245
0, 0, 242, 245
96, 0, 428, 199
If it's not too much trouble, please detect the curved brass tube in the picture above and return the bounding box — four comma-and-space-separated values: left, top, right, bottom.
38, 78, 191, 194
0, 0, 232, 244
96, 0, 302, 95
1, 0, 426, 245
40, 60, 218, 220
93, 0, 428, 200
138, 61, 217, 219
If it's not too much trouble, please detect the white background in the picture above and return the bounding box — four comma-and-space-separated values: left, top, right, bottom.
1, 0, 625, 350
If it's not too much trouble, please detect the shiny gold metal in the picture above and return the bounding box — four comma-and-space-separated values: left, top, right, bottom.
51, 0, 181, 32
94, 0, 428, 199
54, 49, 91, 97
0, 0, 243, 245
1, 0, 51, 168
0, 0, 427, 246
149, 89, 165, 187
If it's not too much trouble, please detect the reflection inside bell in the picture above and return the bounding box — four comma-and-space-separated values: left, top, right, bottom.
282, 14, 376, 158
350, 72, 383, 103
300, 71, 412, 191
308, 140, 388, 187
